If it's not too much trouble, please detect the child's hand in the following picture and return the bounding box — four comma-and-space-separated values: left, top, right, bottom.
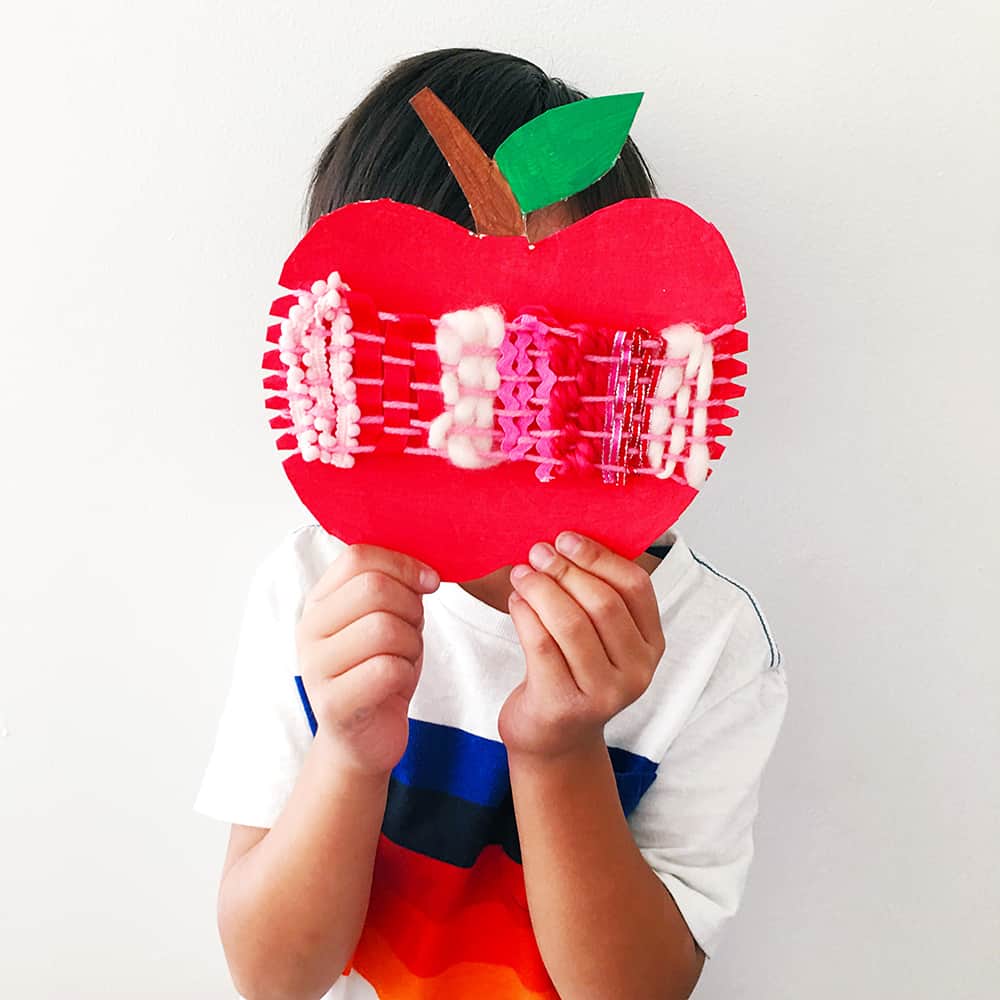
498, 532, 665, 760
296, 544, 440, 777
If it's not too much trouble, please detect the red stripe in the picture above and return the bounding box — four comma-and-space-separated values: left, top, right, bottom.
345, 291, 384, 449
380, 318, 418, 452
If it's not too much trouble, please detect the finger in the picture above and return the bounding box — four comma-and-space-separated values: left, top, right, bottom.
510, 565, 609, 695
299, 570, 425, 640
305, 544, 439, 610
507, 590, 577, 700
527, 542, 647, 670
301, 611, 422, 681
553, 533, 662, 649
315, 654, 420, 728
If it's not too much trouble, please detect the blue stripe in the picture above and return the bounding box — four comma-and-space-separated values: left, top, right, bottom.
289, 682, 659, 817
689, 551, 781, 669
395, 718, 658, 809
294, 675, 318, 735
607, 746, 659, 815
395, 718, 512, 807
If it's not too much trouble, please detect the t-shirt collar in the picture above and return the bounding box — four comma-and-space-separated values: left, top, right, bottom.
431, 531, 695, 643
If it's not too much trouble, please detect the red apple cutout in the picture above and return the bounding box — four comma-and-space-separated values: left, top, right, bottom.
263, 89, 747, 581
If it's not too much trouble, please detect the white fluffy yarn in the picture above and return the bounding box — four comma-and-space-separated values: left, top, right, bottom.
647, 323, 715, 487
427, 306, 504, 469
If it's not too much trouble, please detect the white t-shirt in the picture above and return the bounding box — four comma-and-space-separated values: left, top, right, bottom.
195, 524, 788, 999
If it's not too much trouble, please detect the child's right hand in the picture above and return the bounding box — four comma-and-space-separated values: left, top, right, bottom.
295, 544, 440, 778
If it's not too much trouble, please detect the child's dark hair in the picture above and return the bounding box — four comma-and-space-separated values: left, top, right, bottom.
305, 47, 658, 230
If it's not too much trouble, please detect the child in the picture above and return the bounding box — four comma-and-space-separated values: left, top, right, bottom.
195, 47, 788, 1000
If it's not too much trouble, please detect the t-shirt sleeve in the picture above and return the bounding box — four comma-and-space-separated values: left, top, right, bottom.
193, 529, 323, 829
628, 603, 788, 958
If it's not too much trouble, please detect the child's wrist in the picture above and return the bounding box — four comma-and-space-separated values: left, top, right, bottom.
312, 727, 396, 785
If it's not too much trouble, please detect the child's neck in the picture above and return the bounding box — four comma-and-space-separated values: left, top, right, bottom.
458, 551, 664, 613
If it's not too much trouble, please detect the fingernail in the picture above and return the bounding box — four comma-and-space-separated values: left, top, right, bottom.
508, 591, 523, 606
510, 564, 532, 582
528, 542, 556, 570
555, 531, 583, 557
419, 567, 440, 592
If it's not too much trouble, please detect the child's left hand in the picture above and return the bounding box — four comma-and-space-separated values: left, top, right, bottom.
498, 531, 666, 760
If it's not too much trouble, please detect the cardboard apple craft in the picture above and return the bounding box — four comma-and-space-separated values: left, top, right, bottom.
263, 88, 748, 581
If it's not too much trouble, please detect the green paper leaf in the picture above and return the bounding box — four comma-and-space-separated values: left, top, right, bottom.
493, 92, 643, 214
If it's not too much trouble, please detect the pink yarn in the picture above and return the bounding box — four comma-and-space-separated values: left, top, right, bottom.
545, 324, 605, 475
524, 314, 559, 482
498, 314, 543, 461
601, 329, 633, 485
278, 273, 359, 467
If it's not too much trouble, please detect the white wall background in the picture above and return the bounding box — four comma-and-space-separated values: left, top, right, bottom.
2, 1, 997, 997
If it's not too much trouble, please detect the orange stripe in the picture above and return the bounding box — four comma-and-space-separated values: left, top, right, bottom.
343, 834, 556, 995
353, 921, 560, 1000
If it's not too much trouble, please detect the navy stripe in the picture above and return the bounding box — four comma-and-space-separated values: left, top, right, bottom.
383, 772, 522, 865
383, 736, 657, 867
645, 543, 673, 559
382, 770, 656, 868
689, 551, 781, 669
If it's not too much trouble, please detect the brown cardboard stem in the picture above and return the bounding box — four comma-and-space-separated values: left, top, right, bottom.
409, 87, 526, 238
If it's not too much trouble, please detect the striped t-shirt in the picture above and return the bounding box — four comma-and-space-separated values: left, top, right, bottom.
195, 524, 787, 999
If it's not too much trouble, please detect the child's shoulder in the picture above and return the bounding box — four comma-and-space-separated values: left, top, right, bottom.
600, 533, 785, 763
253, 522, 348, 584
658, 533, 785, 719
679, 540, 781, 671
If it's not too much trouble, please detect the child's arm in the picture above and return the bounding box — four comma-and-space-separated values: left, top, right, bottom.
503, 529, 787, 999
501, 534, 704, 999
508, 739, 704, 1000
215, 545, 439, 1000
217, 734, 391, 999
